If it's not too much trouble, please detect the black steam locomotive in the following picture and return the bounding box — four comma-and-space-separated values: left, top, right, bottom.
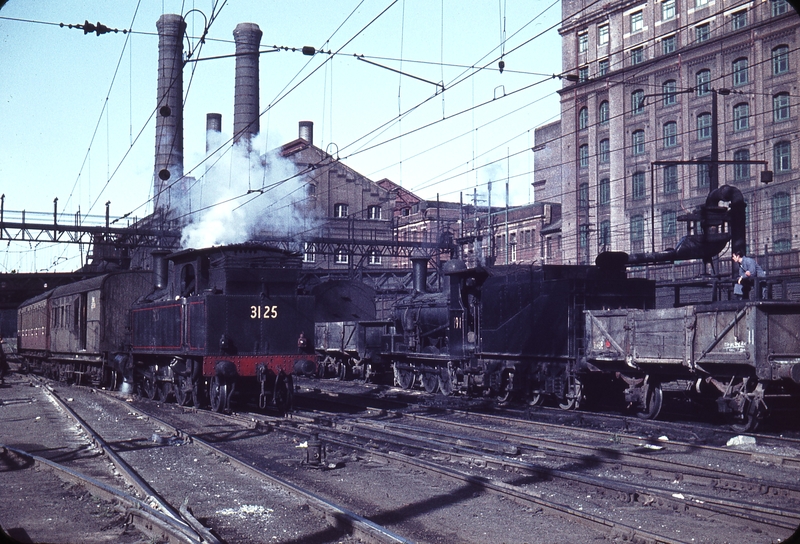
17, 243, 316, 412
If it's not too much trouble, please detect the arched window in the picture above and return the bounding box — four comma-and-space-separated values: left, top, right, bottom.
663, 165, 678, 193
662, 210, 677, 238
773, 92, 790, 122
598, 178, 610, 205
733, 149, 750, 181
599, 219, 611, 248
697, 113, 712, 140
578, 107, 589, 129
630, 215, 645, 243
579, 144, 589, 167
733, 103, 749, 131
773, 192, 791, 224
579, 182, 589, 209
732, 57, 749, 86
696, 69, 711, 96
631, 90, 645, 114
663, 121, 677, 147
774, 141, 792, 172
662, 80, 677, 106
631, 130, 645, 155
772, 45, 789, 75
599, 101, 610, 124
632, 171, 646, 200
599, 139, 610, 163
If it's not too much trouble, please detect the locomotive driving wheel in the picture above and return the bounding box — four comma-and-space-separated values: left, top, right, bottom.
142, 375, 157, 400
496, 370, 515, 404
174, 376, 191, 406
209, 376, 228, 413
438, 364, 457, 396
421, 368, 439, 394
156, 381, 173, 403
393, 363, 415, 389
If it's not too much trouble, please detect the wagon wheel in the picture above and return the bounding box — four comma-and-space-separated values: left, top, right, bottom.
729, 382, 763, 433
174, 376, 191, 406
635, 382, 663, 420
156, 381, 173, 403
274, 373, 293, 413
558, 379, 583, 410
421, 369, 439, 394
438, 365, 457, 396
191, 379, 204, 408
105, 369, 120, 392
528, 392, 545, 407
730, 409, 761, 433
141, 375, 157, 400
209, 376, 228, 413
337, 361, 350, 381
394, 363, 415, 390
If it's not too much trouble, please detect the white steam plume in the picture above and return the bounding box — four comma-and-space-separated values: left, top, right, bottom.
179, 131, 319, 249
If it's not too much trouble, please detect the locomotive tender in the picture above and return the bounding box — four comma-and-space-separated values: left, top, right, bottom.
17, 243, 315, 412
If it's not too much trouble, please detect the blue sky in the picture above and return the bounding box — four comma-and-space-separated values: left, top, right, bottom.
0, 0, 563, 271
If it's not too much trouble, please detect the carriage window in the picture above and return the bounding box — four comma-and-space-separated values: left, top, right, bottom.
181, 264, 196, 297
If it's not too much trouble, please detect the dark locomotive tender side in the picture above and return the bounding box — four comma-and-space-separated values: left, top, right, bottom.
128, 243, 316, 412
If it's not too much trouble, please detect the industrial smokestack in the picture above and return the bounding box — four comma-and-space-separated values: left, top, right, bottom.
233, 23, 262, 148
206, 113, 222, 153
154, 14, 186, 211
299, 121, 314, 145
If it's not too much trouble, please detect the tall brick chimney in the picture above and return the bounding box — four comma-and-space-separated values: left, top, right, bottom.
232, 23, 262, 148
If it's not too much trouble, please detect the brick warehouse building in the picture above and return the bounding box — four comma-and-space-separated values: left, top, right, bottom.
535, 0, 800, 275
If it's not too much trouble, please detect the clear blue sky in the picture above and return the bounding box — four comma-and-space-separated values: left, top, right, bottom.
0, 0, 563, 272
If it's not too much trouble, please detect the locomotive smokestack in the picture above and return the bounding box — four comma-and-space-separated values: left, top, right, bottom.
233, 23, 262, 148
154, 14, 186, 211
299, 121, 313, 145
411, 257, 429, 294
206, 113, 222, 153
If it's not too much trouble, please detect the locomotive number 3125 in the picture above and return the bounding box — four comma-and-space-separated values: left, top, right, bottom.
250, 305, 278, 319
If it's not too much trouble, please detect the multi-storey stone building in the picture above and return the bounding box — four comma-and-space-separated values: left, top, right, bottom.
537, 0, 799, 273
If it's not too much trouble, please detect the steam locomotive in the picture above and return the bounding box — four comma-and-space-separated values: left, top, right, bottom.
17, 243, 316, 412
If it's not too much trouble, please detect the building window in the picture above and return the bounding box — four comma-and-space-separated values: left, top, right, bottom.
631, 89, 645, 114
772, 0, 789, 16
696, 0, 710, 6
578, 32, 588, 53
579, 144, 589, 167
732, 58, 749, 86
308, 183, 316, 197
632, 171, 646, 200
579, 224, 589, 250
578, 107, 589, 129
598, 24, 609, 45
632, 130, 645, 155
599, 100, 610, 124
734, 149, 750, 181
578, 66, 589, 82
733, 103, 749, 131
335, 249, 349, 264
368, 250, 382, 265
662, 80, 677, 106
599, 139, 610, 163
774, 92, 790, 122
731, 10, 747, 30
630, 47, 644, 66
663, 164, 678, 194
598, 58, 609, 76
662, 210, 677, 238
663, 121, 678, 148
303, 243, 316, 263
579, 182, 589, 209
774, 141, 792, 172
662, 35, 676, 55
697, 113, 712, 140
599, 178, 610, 205
599, 219, 611, 248
772, 45, 789, 75
367, 205, 382, 220
696, 23, 710, 43
334, 203, 348, 218
631, 11, 643, 33
774, 239, 792, 252
773, 192, 791, 224
696, 69, 711, 96
697, 162, 710, 188
662, 0, 675, 20
631, 215, 645, 243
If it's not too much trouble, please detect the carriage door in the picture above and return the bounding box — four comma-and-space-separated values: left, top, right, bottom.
78, 293, 88, 350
